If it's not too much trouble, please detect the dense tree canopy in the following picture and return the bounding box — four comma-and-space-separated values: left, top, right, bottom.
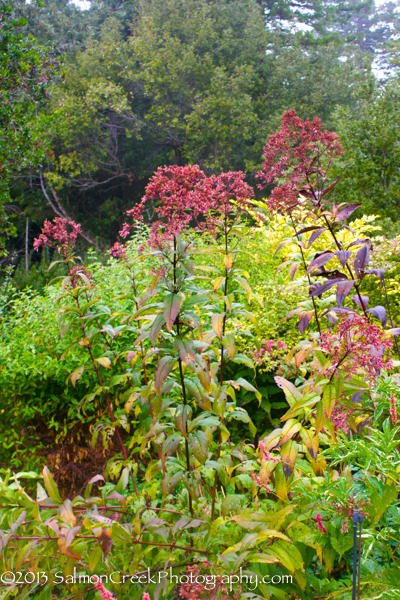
4, 0, 400, 249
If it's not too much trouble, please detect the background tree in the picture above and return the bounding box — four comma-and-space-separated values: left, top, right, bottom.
332, 79, 400, 227
0, 0, 58, 253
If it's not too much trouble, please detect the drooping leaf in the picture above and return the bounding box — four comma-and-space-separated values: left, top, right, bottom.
365, 268, 386, 283
336, 250, 352, 267
306, 252, 334, 275
334, 202, 362, 222
367, 305, 387, 328
274, 377, 302, 406
299, 428, 319, 460
150, 313, 166, 345
95, 357, 111, 369
280, 440, 299, 479
307, 228, 328, 248
189, 431, 209, 464
70, 366, 84, 387
354, 245, 371, 277
211, 313, 225, 339
173, 340, 195, 365
163, 293, 184, 332
154, 356, 176, 392
336, 280, 355, 307
351, 294, 369, 310
309, 278, 344, 297
298, 310, 314, 333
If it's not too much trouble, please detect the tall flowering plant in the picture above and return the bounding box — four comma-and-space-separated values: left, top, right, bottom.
252, 111, 398, 501
21, 164, 313, 599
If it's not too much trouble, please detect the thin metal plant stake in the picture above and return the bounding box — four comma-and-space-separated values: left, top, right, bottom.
382, 274, 400, 358
352, 505, 364, 600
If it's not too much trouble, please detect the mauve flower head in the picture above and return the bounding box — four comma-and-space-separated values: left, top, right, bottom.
142, 594, 151, 600
93, 580, 116, 600
120, 165, 253, 245
199, 170, 254, 227
109, 242, 127, 259
33, 217, 81, 255
315, 513, 327, 534
390, 393, 398, 425
122, 165, 207, 239
320, 314, 393, 385
179, 562, 241, 600
256, 110, 344, 214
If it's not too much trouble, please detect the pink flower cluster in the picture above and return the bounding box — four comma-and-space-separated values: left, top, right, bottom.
320, 314, 393, 385
34, 217, 81, 254
109, 242, 127, 259
94, 580, 116, 600
251, 473, 272, 494
253, 339, 287, 366
256, 110, 344, 214
120, 165, 253, 245
329, 496, 369, 534
68, 265, 94, 288
315, 513, 327, 534
329, 402, 354, 434
390, 393, 398, 425
258, 440, 280, 463
179, 562, 241, 600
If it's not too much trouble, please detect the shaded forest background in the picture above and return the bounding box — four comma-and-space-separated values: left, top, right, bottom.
3, 0, 400, 267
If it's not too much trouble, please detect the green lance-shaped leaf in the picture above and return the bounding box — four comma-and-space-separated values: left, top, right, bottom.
323, 375, 344, 417
280, 440, 299, 479
173, 339, 195, 364
161, 435, 181, 468
274, 462, 288, 500
154, 356, 176, 393
212, 313, 225, 339
161, 470, 184, 496
175, 404, 190, 438
281, 393, 320, 421
163, 292, 184, 332
150, 313, 166, 345
189, 430, 209, 464
234, 275, 253, 303
231, 377, 261, 402
70, 366, 84, 387
299, 427, 319, 460
274, 376, 302, 407
42, 466, 62, 504
280, 419, 302, 445
262, 428, 283, 452
222, 333, 236, 360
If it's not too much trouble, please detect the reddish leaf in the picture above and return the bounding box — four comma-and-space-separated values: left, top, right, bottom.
351, 295, 369, 310
320, 176, 341, 198
365, 268, 386, 283
154, 356, 175, 392
297, 225, 321, 235
163, 293, 184, 332
299, 310, 314, 333
334, 203, 362, 222
367, 305, 387, 328
354, 245, 371, 277
336, 251, 352, 268
306, 252, 334, 275
336, 281, 355, 307
309, 278, 344, 297
307, 228, 328, 248
347, 238, 370, 250
274, 240, 293, 256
